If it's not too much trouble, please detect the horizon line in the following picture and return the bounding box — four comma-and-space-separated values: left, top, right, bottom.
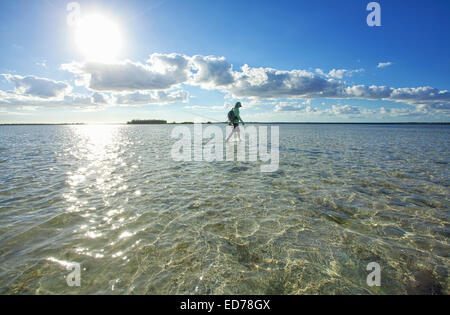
1, 122, 450, 126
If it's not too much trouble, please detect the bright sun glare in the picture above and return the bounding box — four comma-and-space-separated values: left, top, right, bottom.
75, 14, 122, 62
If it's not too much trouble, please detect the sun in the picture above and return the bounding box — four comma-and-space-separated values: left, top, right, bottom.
75, 14, 122, 62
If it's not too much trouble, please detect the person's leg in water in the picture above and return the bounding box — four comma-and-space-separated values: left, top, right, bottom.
226, 124, 239, 142
235, 125, 241, 141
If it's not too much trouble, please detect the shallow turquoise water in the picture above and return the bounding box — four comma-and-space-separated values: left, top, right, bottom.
0, 124, 448, 294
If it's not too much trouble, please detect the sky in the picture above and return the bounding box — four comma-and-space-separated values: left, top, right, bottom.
0, 0, 450, 123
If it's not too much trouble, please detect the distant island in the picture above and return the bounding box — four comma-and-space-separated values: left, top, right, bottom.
127, 119, 167, 124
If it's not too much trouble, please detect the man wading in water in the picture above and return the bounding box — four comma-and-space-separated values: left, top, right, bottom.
226, 102, 245, 142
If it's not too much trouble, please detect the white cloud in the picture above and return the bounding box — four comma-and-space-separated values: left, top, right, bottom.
61, 53, 190, 92
316, 68, 364, 79
344, 85, 450, 111
274, 99, 313, 112
61, 56, 344, 99
0, 89, 109, 109
59, 53, 450, 114
388, 107, 420, 116
258, 102, 433, 119
380, 107, 422, 117
327, 69, 348, 79
377, 62, 393, 69
190, 55, 234, 88
344, 85, 392, 99
0, 53, 446, 117
2, 74, 71, 98
92, 92, 110, 104
274, 102, 304, 112
329, 104, 361, 116
274, 102, 362, 116
226, 64, 343, 99
114, 90, 189, 105
0, 73, 187, 109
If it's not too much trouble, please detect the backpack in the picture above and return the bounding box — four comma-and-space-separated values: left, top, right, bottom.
227, 109, 236, 123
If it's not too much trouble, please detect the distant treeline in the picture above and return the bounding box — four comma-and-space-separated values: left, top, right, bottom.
127, 119, 167, 124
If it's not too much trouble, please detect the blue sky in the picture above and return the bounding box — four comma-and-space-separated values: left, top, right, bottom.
1, 0, 449, 123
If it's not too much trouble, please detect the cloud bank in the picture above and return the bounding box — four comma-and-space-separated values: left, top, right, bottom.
60, 53, 190, 92
60, 53, 450, 114
114, 90, 189, 105
0, 89, 111, 109
2, 74, 71, 98
1, 53, 449, 117
315, 68, 364, 79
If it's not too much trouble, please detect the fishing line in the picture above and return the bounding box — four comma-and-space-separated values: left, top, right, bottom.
177, 108, 226, 123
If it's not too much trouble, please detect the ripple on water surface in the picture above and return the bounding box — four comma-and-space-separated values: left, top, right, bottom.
0, 124, 448, 294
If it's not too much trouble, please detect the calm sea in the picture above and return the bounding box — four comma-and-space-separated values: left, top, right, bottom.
0, 124, 448, 294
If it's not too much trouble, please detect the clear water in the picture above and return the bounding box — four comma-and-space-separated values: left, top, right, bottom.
0, 124, 448, 294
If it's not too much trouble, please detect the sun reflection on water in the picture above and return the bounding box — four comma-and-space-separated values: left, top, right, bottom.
61, 125, 137, 261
